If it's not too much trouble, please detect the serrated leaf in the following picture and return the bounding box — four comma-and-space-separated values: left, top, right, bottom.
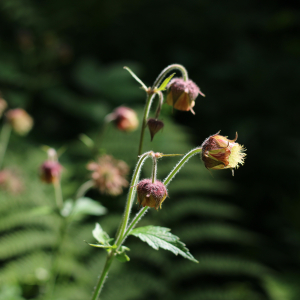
156, 73, 175, 91
130, 226, 198, 263
71, 198, 107, 220
92, 223, 110, 245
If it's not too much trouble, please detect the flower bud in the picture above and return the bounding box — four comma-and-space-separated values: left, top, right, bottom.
106, 106, 139, 132
5, 108, 33, 135
0, 97, 7, 118
166, 78, 205, 114
201, 132, 246, 175
147, 118, 164, 141
40, 161, 63, 183
87, 155, 129, 196
137, 179, 168, 210
0, 168, 24, 195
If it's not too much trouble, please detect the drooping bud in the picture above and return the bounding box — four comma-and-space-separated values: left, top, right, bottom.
147, 118, 164, 141
201, 132, 246, 175
87, 155, 129, 196
166, 78, 205, 114
0, 97, 7, 118
5, 108, 33, 135
40, 160, 63, 183
106, 106, 139, 132
137, 179, 168, 210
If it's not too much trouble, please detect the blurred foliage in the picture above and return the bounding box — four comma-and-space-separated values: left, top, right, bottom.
1, 0, 300, 299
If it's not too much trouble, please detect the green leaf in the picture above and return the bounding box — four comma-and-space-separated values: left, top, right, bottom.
92, 223, 111, 245
60, 199, 74, 217
116, 252, 130, 262
79, 133, 94, 149
71, 198, 107, 220
124, 66, 147, 90
130, 226, 198, 263
156, 73, 175, 91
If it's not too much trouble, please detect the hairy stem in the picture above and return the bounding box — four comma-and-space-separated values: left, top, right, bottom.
0, 122, 12, 170
163, 148, 202, 186
138, 94, 156, 156
152, 64, 189, 90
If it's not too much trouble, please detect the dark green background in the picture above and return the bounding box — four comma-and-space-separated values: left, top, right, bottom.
1, 0, 300, 299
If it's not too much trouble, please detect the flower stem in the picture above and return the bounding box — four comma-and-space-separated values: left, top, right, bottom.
163, 148, 202, 186
0, 122, 12, 170
151, 157, 157, 184
138, 94, 156, 156
90, 251, 115, 300
53, 180, 63, 211
152, 64, 189, 90
75, 180, 95, 200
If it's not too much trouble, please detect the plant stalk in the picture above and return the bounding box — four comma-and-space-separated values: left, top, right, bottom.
0, 122, 12, 170
75, 180, 95, 200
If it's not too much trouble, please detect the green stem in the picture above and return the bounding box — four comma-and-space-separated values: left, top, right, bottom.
53, 180, 63, 211
152, 64, 189, 90
0, 122, 12, 170
163, 148, 202, 186
138, 94, 156, 156
151, 157, 157, 184
90, 251, 115, 300
75, 180, 94, 200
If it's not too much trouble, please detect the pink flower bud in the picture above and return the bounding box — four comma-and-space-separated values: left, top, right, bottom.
137, 179, 168, 210
107, 106, 139, 132
40, 161, 62, 183
201, 132, 246, 174
6, 108, 33, 135
0, 97, 7, 118
166, 78, 205, 114
147, 118, 164, 141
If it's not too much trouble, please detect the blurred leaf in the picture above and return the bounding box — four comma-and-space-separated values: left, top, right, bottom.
92, 223, 111, 245
130, 226, 198, 263
71, 198, 107, 220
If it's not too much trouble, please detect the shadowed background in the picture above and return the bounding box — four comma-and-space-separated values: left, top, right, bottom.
0, 0, 300, 299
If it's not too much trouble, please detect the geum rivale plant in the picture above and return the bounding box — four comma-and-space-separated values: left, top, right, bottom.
77, 64, 247, 300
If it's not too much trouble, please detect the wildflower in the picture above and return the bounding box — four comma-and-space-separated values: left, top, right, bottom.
137, 179, 168, 210
40, 161, 63, 184
0, 168, 24, 194
166, 78, 205, 114
0, 97, 7, 118
201, 132, 246, 175
147, 118, 164, 141
6, 108, 33, 135
87, 155, 129, 196
106, 106, 139, 132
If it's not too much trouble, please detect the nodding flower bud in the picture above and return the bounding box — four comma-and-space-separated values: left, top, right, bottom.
137, 179, 168, 210
166, 78, 205, 115
147, 118, 164, 141
40, 161, 63, 183
201, 132, 246, 175
5, 108, 33, 135
106, 106, 139, 132
0, 97, 7, 118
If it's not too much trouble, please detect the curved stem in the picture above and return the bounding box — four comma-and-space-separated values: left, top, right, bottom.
75, 180, 94, 200
138, 94, 156, 156
0, 122, 12, 170
163, 148, 202, 186
115, 152, 151, 246
152, 64, 189, 90
90, 251, 115, 300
